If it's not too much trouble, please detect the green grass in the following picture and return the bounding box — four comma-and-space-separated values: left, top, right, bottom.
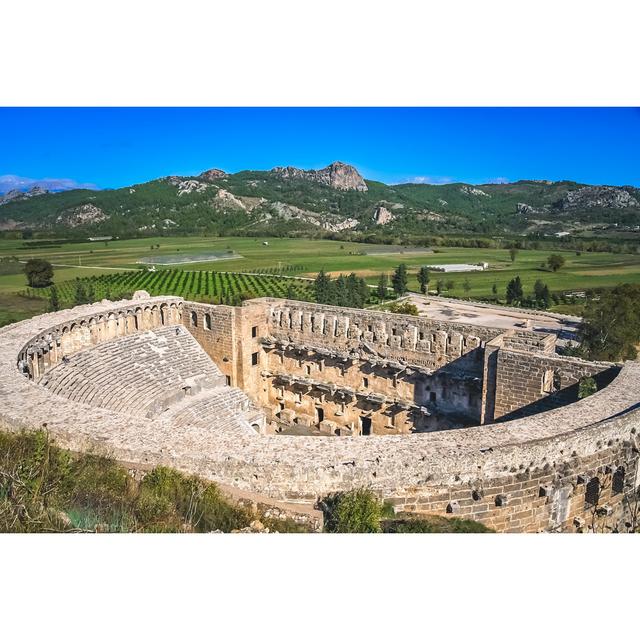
3, 235, 640, 322
0, 429, 310, 533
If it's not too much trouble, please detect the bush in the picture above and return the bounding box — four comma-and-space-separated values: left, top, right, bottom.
387, 301, 419, 316
383, 515, 492, 533
322, 489, 383, 533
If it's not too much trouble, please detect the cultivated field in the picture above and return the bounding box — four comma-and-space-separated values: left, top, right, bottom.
2, 235, 640, 325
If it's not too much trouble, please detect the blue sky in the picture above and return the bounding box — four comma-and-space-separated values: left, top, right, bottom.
0, 107, 638, 191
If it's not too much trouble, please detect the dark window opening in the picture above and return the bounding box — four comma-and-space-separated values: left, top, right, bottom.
362, 377, 369, 388
190, 311, 198, 327
225, 375, 231, 386
584, 477, 601, 507
612, 467, 625, 494
205, 314, 212, 330
361, 417, 372, 436
305, 364, 312, 375
251, 325, 258, 338
316, 407, 324, 423
429, 391, 437, 403
251, 352, 259, 366
419, 332, 425, 341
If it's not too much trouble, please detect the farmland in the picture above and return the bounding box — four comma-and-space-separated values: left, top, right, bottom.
2, 235, 640, 325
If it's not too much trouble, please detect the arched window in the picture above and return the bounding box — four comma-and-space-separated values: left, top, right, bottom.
190, 311, 198, 327
205, 313, 212, 330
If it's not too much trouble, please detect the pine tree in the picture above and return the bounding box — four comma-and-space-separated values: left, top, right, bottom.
74, 279, 89, 305
334, 275, 348, 307
417, 266, 430, 294
506, 276, 524, 305
48, 286, 60, 312
313, 270, 332, 305
391, 263, 408, 296
376, 273, 388, 301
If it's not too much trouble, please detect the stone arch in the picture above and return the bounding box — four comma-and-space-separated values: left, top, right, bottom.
160, 304, 169, 325
205, 313, 212, 330
190, 310, 198, 327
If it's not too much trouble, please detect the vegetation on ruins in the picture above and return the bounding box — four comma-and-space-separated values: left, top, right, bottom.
578, 376, 598, 399
386, 300, 419, 316
382, 516, 491, 533
313, 270, 369, 308
577, 283, 640, 361
321, 489, 492, 533
321, 489, 384, 533
23, 258, 53, 288
0, 430, 308, 533
391, 263, 408, 296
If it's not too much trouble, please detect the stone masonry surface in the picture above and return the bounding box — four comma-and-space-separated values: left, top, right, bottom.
1, 294, 639, 532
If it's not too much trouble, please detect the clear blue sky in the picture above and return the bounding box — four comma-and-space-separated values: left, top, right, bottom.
1, 107, 638, 189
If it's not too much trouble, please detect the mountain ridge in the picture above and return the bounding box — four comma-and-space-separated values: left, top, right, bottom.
1, 161, 639, 238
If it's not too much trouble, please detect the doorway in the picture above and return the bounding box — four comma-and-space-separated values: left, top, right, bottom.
361, 416, 372, 436
315, 406, 324, 424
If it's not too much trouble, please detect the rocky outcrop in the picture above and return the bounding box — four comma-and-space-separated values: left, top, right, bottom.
516, 202, 549, 216
215, 188, 247, 210
460, 186, 489, 197
199, 168, 227, 182
175, 180, 209, 196
271, 161, 368, 192
267, 201, 359, 232
56, 203, 108, 227
373, 205, 394, 225
0, 185, 49, 206
559, 186, 639, 210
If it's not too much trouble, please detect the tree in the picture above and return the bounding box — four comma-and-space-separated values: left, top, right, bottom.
313, 270, 331, 305
445, 279, 455, 292
24, 259, 53, 288
391, 263, 408, 296
533, 279, 551, 308
462, 278, 471, 295
492, 283, 498, 297
547, 254, 566, 272
506, 276, 524, 305
436, 279, 445, 295
417, 266, 430, 294
579, 284, 640, 361
376, 273, 388, 301
48, 286, 60, 312
509, 248, 519, 263
73, 279, 89, 305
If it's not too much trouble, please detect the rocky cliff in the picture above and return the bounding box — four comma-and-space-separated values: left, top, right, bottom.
271, 161, 368, 192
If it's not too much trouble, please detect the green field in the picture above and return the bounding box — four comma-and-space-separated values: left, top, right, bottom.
3, 235, 640, 325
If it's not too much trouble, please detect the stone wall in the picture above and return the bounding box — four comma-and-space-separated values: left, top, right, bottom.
2, 294, 639, 533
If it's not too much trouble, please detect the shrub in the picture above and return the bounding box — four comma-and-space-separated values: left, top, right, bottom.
578, 376, 597, 399
24, 258, 54, 288
322, 489, 383, 533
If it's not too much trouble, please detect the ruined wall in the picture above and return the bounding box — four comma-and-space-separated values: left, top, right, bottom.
491, 347, 616, 421
3, 296, 639, 533
263, 299, 502, 369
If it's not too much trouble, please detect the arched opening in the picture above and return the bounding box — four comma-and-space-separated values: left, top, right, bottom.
190, 311, 198, 327
585, 477, 600, 507
205, 313, 212, 330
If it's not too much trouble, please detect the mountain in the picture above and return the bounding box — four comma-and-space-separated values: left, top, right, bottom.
1, 162, 639, 238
